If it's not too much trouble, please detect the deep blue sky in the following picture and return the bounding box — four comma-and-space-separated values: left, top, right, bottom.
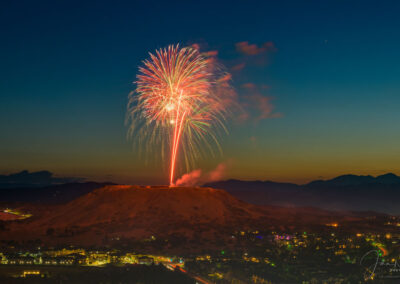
1, 0, 400, 184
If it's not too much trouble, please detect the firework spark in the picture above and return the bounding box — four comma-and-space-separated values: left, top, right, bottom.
127, 44, 234, 186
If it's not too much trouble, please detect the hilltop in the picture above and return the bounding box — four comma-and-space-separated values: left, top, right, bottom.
3, 185, 358, 251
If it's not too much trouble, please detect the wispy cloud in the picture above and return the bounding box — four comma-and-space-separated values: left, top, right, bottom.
228, 41, 277, 73
236, 41, 277, 56
231, 62, 246, 72
241, 83, 282, 121
188, 41, 281, 123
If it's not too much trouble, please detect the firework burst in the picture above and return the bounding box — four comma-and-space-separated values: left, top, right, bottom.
127, 44, 235, 186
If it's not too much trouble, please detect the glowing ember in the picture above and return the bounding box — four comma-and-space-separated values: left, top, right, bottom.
127, 44, 234, 186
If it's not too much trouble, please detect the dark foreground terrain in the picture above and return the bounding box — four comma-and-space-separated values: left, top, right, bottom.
0, 264, 194, 284
0, 185, 399, 283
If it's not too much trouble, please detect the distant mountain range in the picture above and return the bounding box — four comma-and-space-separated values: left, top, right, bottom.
0, 182, 114, 204
205, 173, 400, 215
1, 171, 399, 214
0, 170, 84, 189
306, 173, 400, 187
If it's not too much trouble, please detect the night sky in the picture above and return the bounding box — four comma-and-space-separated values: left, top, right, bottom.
1, 0, 400, 184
